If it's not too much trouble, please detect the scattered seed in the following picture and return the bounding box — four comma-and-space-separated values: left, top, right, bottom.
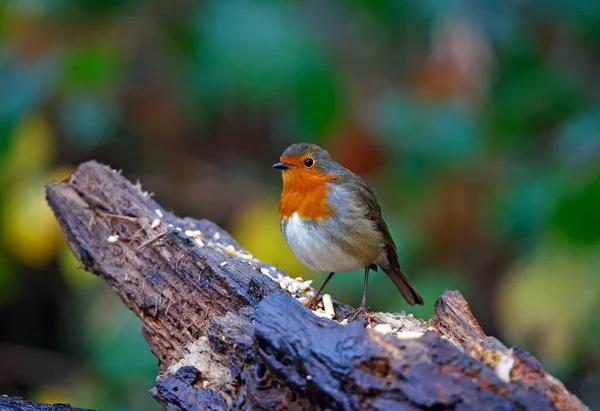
279, 278, 289, 290
151, 219, 161, 228
322, 294, 335, 319
299, 280, 313, 291
396, 331, 424, 339
194, 238, 205, 247
225, 245, 236, 254
373, 324, 393, 334
220, 261, 227, 267
495, 351, 515, 383
213, 232, 221, 240
107, 235, 119, 243
312, 310, 332, 318
155, 209, 164, 218
185, 230, 202, 237
297, 297, 309, 306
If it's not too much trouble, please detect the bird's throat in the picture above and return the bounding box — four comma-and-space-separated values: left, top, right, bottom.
279, 172, 336, 221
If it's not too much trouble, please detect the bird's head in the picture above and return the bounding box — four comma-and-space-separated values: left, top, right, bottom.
272, 143, 337, 189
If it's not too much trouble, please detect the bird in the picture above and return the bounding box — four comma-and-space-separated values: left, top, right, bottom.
273, 142, 423, 320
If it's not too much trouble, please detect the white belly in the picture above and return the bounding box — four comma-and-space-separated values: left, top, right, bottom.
283, 212, 368, 272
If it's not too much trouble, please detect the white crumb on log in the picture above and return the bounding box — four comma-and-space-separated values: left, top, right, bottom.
322, 294, 335, 319
495, 350, 515, 383
299, 280, 313, 291
373, 324, 393, 334
396, 331, 425, 339
107, 234, 119, 243
220, 261, 227, 267
155, 209, 164, 218
312, 310, 332, 318
194, 238, 204, 247
185, 230, 202, 237
151, 218, 161, 228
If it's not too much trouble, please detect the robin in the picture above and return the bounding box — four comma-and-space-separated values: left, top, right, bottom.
273, 143, 423, 320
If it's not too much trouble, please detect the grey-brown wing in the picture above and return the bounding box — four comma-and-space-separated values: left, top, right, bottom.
342, 173, 399, 266
342, 172, 424, 305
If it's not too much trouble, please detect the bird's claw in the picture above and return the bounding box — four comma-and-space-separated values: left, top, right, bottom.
346, 304, 368, 322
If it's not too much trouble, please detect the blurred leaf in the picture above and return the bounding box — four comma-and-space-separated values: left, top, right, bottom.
488, 172, 559, 244
64, 44, 124, 87
197, 0, 323, 102
555, 109, 600, 168
295, 61, 343, 137
1, 167, 71, 267
2, 113, 54, 181
32, 386, 70, 407
0, 51, 60, 137
369, 92, 479, 163
496, 242, 600, 375
490, 48, 586, 146
59, 91, 119, 148
552, 172, 600, 245
85, 290, 158, 381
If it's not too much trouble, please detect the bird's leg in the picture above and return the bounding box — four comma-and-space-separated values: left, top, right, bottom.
307, 272, 335, 310
347, 267, 370, 321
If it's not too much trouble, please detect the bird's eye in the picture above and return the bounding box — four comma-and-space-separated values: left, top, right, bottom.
304, 158, 314, 167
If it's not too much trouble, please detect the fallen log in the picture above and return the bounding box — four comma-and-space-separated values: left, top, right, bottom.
39, 161, 586, 410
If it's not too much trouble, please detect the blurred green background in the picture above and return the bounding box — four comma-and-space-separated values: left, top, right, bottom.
1, 0, 599, 409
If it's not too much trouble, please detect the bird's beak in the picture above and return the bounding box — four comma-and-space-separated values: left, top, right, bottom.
272, 162, 289, 170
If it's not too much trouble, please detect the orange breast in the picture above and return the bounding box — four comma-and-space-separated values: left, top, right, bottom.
279, 170, 337, 221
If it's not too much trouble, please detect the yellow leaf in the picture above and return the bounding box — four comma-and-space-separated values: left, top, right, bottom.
1, 167, 73, 267
32, 386, 70, 406
495, 241, 599, 363
5, 113, 54, 180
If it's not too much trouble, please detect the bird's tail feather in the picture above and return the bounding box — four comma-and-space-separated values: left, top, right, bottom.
382, 266, 424, 306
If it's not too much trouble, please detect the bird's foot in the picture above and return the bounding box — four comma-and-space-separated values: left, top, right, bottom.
346, 304, 368, 322
306, 295, 321, 311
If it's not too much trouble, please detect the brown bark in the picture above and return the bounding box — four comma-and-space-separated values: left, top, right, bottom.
40, 161, 587, 411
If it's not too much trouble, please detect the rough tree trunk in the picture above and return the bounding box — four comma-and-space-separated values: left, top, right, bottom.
34, 161, 587, 410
